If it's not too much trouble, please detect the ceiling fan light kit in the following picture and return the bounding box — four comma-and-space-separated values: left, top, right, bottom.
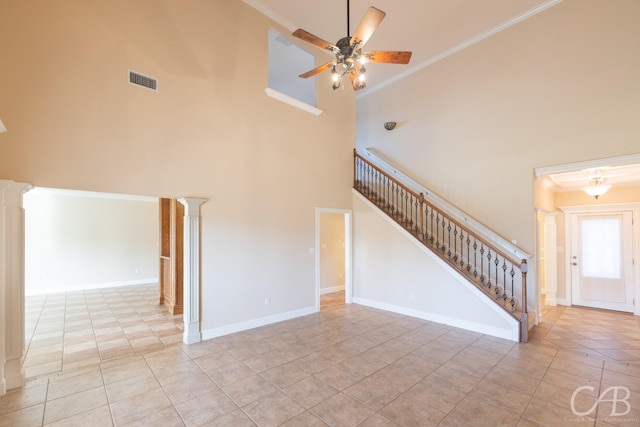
292, 0, 412, 91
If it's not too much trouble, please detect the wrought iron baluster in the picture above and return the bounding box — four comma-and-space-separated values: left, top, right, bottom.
465, 234, 471, 272
494, 254, 500, 299
510, 264, 516, 312
502, 259, 508, 306
473, 240, 478, 279
453, 225, 458, 264
459, 230, 465, 269
486, 249, 492, 290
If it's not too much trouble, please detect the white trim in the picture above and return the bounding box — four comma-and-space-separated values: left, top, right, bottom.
202, 306, 316, 340
265, 88, 323, 116
535, 153, 640, 177
354, 190, 521, 341
357, 0, 562, 99
179, 197, 207, 345
543, 212, 559, 306
560, 203, 640, 316
320, 285, 345, 295
25, 278, 158, 296
353, 297, 518, 341
28, 187, 158, 203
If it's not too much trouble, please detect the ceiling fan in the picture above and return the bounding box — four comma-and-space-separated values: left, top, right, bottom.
292, 0, 412, 91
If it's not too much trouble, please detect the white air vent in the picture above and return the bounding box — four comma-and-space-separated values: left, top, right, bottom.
128, 70, 157, 91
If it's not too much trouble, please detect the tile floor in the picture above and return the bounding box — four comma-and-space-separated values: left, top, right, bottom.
0, 285, 638, 426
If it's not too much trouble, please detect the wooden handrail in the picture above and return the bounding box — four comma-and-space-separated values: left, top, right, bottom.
353, 149, 528, 341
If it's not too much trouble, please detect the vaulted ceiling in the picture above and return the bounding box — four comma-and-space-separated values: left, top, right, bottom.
243, 0, 560, 91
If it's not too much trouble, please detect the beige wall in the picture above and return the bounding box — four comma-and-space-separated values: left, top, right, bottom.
24, 189, 158, 294
319, 212, 345, 291
0, 1, 355, 332
356, 0, 640, 258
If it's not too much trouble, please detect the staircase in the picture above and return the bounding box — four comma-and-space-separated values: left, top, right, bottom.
353, 149, 531, 342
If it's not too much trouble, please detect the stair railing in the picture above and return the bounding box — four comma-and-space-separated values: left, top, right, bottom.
353, 149, 529, 342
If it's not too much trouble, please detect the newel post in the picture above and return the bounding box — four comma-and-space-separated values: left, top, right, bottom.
178, 197, 207, 345
520, 259, 528, 343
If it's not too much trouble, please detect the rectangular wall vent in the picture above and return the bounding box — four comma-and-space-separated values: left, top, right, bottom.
128, 70, 157, 91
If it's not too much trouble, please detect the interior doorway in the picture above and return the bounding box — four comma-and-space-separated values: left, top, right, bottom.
315, 208, 352, 311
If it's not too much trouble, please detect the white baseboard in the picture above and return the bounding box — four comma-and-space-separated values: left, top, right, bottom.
352, 297, 519, 342
320, 285, 345, 295
555, 298, 570, 306
25, 278, 158, 296
201, 306, 317, 341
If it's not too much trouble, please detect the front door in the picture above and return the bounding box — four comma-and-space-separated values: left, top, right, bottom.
570, 211, 634, 312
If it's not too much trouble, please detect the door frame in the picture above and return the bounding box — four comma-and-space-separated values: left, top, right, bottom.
560, 203, 640, 315
315, 208, 352, 311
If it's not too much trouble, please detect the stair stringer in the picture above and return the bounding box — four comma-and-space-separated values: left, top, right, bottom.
352, 190, 520, 341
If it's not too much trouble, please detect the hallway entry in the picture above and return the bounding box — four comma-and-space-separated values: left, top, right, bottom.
316, 209, 352, 310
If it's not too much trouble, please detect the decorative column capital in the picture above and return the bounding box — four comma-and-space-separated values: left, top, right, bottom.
178, 198, 207, 216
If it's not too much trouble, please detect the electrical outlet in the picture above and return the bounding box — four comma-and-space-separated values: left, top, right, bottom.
409, 291, 415, 298
264, 297, 270, 305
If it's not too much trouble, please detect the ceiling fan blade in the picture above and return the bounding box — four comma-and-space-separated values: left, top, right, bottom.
299, 61, 334, 78
364, 51, 412, 64
350, 7, 386, 48
292, 29, 338, 53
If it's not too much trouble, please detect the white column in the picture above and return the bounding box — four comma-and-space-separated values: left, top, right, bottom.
543, 212, 559, 306
0, 181, 32, 393
178, 198, 206, 345
0, 179, 12, 395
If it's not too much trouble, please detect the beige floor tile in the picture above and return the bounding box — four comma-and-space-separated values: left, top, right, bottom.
315, 364, 366, 391
163, 374, 220, 405
0, 403, 45, 427
201, 409, 257, 426
310, 393, 375, 427
523, 396, 595, 427
470, 379, 532, 415
261, 362, 310, 389
46, 370, 104, 401
222, 374, 279, 407
292, 352, 338, 374
242, 350, 286, 373
448, 395, 521, 427
120, 406, 185, 427
110, 387, 172, 425
207, 361, 256, 387
0, 384, 48, 416
283, 376, 339, 409
242, 390, 304, 426
14, 287, 640, 427
174, 388, 238, 426
105, 370, 161, 403
404, 376, 467, 413
43, 386, 108, 425
44, 405, 113, 427
195, 350, 239, 371
340, 351, 388, 376
381, 394, 448, 426
344, 376, 402, 411
279, 410, 330, 426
